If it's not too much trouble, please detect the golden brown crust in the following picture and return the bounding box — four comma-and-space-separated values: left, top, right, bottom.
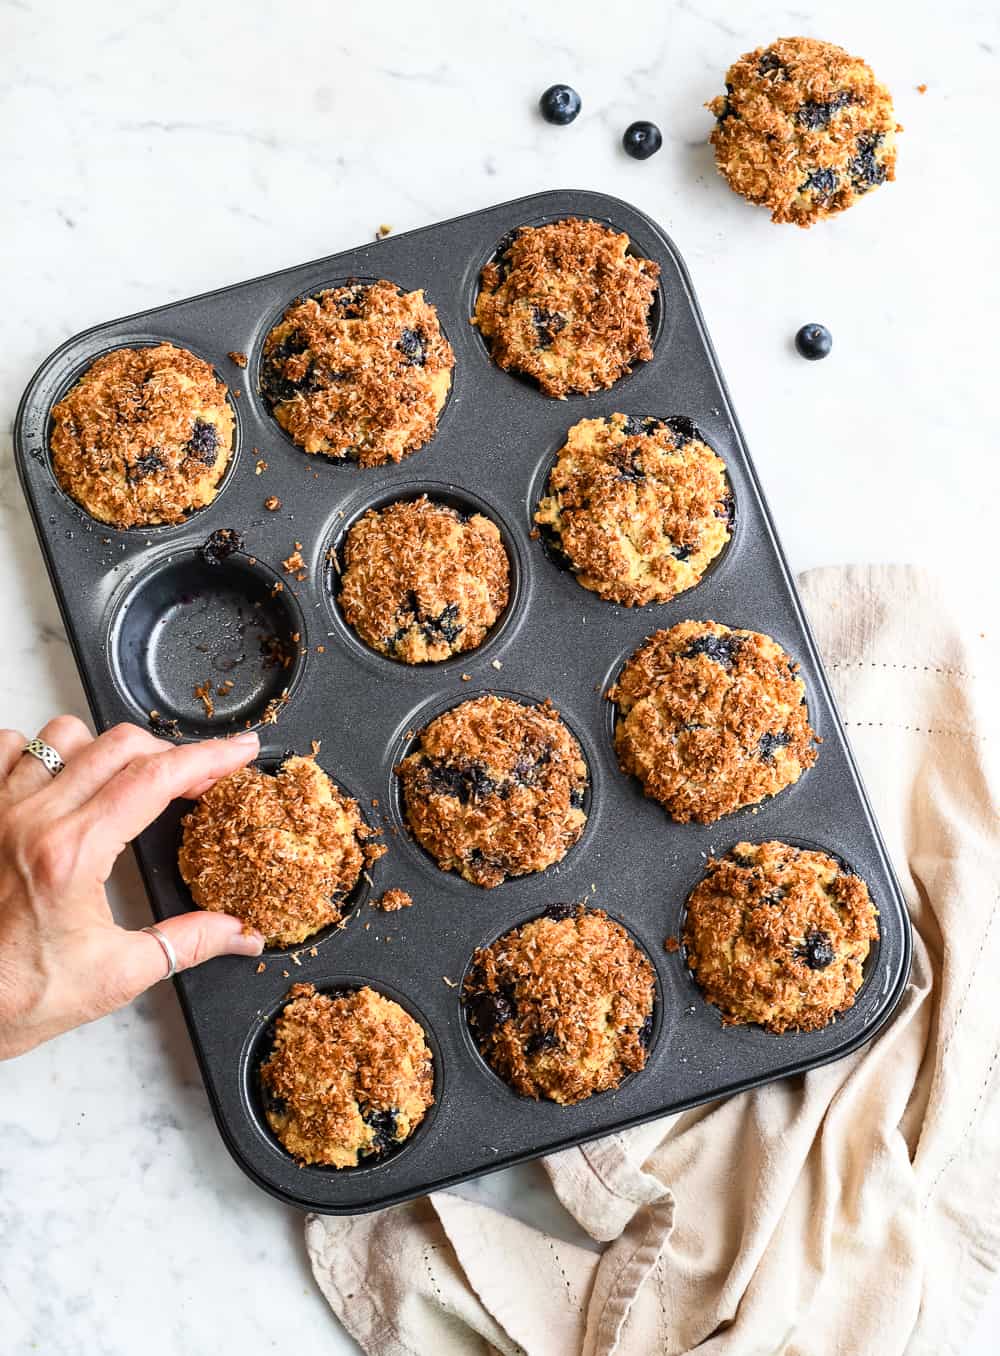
395, 695, 588, 888
50, 343, 234, 528
339, 496, 510, 662
682, 841, 879, 1032
260, 983, 434, 1167
609, 621, 819, 823
535, 414, 733, 605
474, 219, 659, 398
708, 36, 899, 227
464, 907, 655, 1103
260, 279, 453, 465
178, 755, 373, 947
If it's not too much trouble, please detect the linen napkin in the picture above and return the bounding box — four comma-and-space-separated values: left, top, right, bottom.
306, 565, 999, 1356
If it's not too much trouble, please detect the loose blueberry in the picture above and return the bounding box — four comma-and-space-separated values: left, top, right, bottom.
623, 120, 663, 160
794, 323, 833, 361
539, 83, 582, 126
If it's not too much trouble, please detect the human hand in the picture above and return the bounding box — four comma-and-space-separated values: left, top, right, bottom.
0, 716, 265, 1060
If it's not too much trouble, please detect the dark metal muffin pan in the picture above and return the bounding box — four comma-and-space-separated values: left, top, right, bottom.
14, 190, 911, 1214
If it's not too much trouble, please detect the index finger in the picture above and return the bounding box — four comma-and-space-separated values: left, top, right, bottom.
72, 731, 260, 871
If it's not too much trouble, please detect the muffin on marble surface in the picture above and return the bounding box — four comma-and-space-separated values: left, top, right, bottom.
474, 219, 659, 398
682, 840, 879, 1032
338, 496, 510, 662
260, 983, 434, 1167
49, 343, 234, 529
178, 754, 378, 947
535, 413, 733, 605
395, 695, 588, 889
708, 36, 899, 227
609, 621, 819, 823
260, 279, 453, 465
464, 905, 655, 1103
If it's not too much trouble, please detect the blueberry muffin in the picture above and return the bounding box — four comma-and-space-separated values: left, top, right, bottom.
395, 695, 588, 888
609, 621, 819, 823
474, 219, 659, 398
260, 279, 454, 465
338, 496, 510, 662
49, 343, 234, 528
260, 983, 434, 1167
535, 414, 733, 605
464, 905, 655, 1103
682, 841, 879, 1032
708, 37, 899, 227
178, 755, 378, 947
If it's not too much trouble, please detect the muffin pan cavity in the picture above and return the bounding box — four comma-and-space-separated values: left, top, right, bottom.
15, 190, 910, 1216
323, 483, 523, 671
241, 978, 443, 1177
470, 214, 667, 396
109, 546, 305, 738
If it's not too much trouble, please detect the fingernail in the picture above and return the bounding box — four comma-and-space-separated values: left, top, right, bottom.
231, 731, 260, 748
229, 929, 265, 957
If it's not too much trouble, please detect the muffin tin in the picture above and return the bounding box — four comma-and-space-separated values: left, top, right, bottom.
14, 190, 911, 1214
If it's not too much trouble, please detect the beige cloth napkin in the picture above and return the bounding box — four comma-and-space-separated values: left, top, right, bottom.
306, 565, 999, 1356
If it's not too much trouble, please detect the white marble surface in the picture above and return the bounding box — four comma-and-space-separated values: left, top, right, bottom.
2, 1, 998, 1352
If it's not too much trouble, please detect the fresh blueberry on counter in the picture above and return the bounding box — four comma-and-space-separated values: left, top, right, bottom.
539, 84, 582, 125
622, 121, 662, 160
794, 323, 833, 361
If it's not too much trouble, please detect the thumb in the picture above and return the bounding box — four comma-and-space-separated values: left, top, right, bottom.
119, 911, 265, 998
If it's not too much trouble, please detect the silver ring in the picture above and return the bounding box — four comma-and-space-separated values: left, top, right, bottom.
141, 925, 178, 981
22, 738, 66, 777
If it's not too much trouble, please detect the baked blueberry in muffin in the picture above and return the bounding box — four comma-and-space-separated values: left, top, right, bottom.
395, 695, 588, 888
260, 279, 453, 465
474, 219, 659, 397
535, 413, 733, 604
609, 621, 819, 822
708, 36, 899, 226
338, 496, 510, 662
682, 840, 879, 1032
49, 343, 234, 528
464, 906, 655, 1103
260, 983, 434, 1166
178, 754, 380, 947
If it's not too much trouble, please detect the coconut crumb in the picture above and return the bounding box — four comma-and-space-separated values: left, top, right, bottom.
194, 680, 215, 719
373, 888, 413, 912
264, 495, 282, 512
228, 351, 248, 368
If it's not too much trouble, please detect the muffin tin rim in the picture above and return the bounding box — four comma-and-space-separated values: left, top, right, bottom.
12, 187, 913, 1215
103, 540, 310, 737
